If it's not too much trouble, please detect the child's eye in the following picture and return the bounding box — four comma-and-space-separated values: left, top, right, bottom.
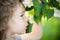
20, 14, 24, 17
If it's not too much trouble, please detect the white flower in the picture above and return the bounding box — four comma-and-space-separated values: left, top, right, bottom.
56, 0, 60, 2
25, 11, 34, 23
23, 0, 33, 7
54, 9, 60, 17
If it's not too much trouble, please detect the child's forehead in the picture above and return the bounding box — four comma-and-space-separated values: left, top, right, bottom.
13, 3, 25, 15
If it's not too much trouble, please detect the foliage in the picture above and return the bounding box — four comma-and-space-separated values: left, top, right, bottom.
25, 0, 60, 32
26, 22, 33, 33
24, 0, 60, 40
33, 0, 60, 24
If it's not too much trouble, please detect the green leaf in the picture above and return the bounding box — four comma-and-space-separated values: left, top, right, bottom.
33, 0, 41, 17
49, 0, 60, 10
33, 0, 42, 24
34, 16, 40, 24
42, 3, 48, 14
42, 0, 47, 3
33, 0, 40, 8
46, 9, 54, 19
26, 22, 33, 33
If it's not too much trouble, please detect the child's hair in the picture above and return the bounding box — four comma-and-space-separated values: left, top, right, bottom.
0, 0, 23, 40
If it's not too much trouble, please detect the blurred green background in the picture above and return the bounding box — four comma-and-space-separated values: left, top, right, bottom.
41, 16, 60, 40
26, 16, 60, 40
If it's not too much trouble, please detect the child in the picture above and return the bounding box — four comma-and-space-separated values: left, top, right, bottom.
0, 0, 42, 40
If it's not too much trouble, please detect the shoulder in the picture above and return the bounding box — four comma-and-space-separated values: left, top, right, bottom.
13, 34, 22, 40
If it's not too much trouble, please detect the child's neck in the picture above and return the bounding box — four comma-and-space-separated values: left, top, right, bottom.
6, 30, 13, 40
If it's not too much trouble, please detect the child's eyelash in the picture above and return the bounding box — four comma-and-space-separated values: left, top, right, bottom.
20, 15, 24, 17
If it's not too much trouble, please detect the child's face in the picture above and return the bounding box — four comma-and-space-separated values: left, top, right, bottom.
8, 3, 28, 34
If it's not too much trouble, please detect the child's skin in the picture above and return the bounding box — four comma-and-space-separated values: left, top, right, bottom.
6, 1, 42, 40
